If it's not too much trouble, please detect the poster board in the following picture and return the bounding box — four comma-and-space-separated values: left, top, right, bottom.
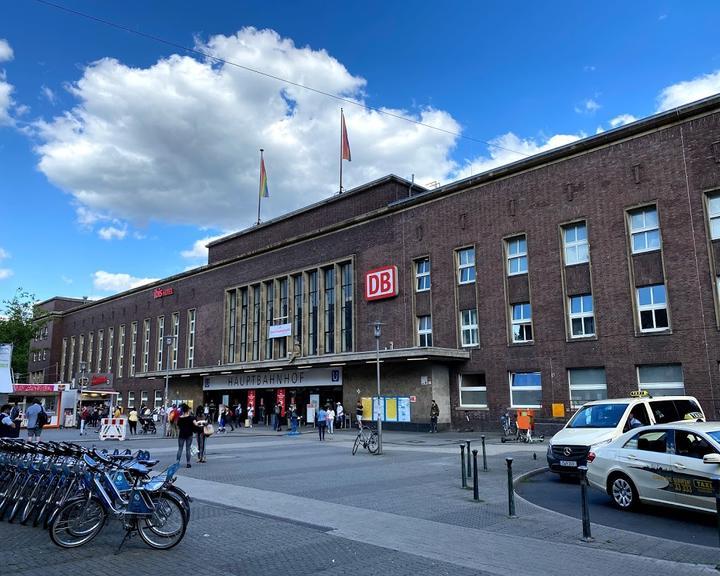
397, 397, 411, 422
384, 397, 398, 422
361, 397, 372, 421
372, 396, 385, 420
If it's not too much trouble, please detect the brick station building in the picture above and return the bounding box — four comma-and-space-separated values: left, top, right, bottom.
26, 94, 720, 430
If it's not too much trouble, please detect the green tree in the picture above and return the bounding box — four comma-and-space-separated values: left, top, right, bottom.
0, 288, 45, 379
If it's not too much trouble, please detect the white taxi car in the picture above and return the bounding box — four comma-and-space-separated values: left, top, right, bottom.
586, 422, 720, 513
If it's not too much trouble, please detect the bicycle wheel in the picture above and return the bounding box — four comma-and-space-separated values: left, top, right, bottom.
50, 496, 106, 548
352, 434, 361, 455
20, 478, 45, 524
367, 431, 379, 454
138, 493, 187, 549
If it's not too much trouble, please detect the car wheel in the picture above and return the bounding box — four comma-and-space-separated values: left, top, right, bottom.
608, 474, 638, 510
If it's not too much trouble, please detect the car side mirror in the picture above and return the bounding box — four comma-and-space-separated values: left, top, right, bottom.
702, 453, 720, 464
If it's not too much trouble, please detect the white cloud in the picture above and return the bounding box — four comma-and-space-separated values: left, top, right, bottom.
0, 269, 13, 280
35, 27, 460, 230
41, 85, 56, 105
583, 65, 596, 72
180, 233, 229, 261
460, 132, 585, 176
92, 270, 158, 292
609, 114, 638, 128
574, 99, 601, 114
656, 70, 720, 112
0, 247, 9, 260
61, 275, 73, 284
97, 225, 127, 240
0, 40, 13, 63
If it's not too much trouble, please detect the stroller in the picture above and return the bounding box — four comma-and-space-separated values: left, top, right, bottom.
139, 415, 157, 434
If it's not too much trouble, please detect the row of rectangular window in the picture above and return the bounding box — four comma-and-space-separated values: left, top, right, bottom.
415, 283, 668, 348
458, 364, 684, 409
416, 205, 672, 292
60, 309, 196, 382
224, 262, 353, 363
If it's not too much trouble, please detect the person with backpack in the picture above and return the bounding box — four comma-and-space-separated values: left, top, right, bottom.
25, 398, 45, 442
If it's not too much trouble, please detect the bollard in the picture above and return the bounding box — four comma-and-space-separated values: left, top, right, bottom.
506, 457, 517, 518
714, 479, 720, 547
460, 444, 467, 488
578, 466, 593, 542
472, 449, 479, 501
465, 440, 472, 478
481, 435, 488, 472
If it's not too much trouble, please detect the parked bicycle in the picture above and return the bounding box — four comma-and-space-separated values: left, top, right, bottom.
352, 425, 379, 455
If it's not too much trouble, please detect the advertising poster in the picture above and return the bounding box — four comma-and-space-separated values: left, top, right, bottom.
372, 396, 385, 421
247, 389, 256, 410
398, 397, 411, 422
385, 397, 398, 422
0, 343, 12, 393
361, 397, 372, 421
276, 388, 286, 416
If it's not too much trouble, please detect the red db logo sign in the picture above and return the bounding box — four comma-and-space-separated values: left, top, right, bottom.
365, 266, 398, 301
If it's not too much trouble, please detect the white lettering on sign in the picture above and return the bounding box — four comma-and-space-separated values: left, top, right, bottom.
203, 368, 342, 391
269, 323, 292, 339
365, 266, 398, 301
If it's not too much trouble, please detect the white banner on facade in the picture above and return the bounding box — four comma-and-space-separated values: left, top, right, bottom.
268, 323, 292, 339
0, 343, 13, 393
203, 367, 342, 391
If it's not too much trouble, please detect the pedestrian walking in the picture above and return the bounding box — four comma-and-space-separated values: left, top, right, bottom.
247, 404, 254, 428
195, 405, 208, 463
234, 402, 242, 428
168, 405, 179, 437
128, 407, 138, 435
317, 405, 327, 441
355, 399, 363, 429
176, 403, 201, 468
217, 404, 226, 433
25, 398, 43, 443
273, 402, 282, 431
430, 399, 439, 433
326, 405, 335, 435
0, 405, 15, 438
79, 406, 89, 436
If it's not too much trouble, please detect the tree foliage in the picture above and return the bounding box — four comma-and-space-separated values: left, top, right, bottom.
0, 288, 44, 379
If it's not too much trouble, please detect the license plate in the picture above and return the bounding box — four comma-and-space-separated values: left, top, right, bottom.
560, 460, 577, 467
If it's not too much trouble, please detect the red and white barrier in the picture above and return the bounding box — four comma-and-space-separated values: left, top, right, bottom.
99, 417, 127, 441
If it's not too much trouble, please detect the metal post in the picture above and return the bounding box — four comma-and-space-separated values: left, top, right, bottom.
472, 449, 479, 501
579, 466, 593, 541
465, 440, 471, 478
374, 321, 383, 455
163, 335, 176, 437
77, 361, 87, 434
460, 444, 467, 488
481, 435, 488, 472
506, 457, 517, 518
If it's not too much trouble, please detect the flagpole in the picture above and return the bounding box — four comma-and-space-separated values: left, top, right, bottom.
257, 148, 264, 225
339, 109, 343, 194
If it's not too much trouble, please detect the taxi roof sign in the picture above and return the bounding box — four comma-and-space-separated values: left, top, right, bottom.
629, 390, 651, 398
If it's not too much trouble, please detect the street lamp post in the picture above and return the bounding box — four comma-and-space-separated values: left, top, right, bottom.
77, 361, 87, 434
374, 321, 383, 455
163, 335, 177, 437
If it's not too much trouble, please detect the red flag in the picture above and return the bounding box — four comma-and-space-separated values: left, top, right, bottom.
341, 110, 351, 162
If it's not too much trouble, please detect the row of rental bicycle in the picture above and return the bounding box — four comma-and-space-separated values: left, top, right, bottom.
0, 439, 192, 550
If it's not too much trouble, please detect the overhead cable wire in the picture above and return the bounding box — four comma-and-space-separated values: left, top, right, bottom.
33, 0, 529, 160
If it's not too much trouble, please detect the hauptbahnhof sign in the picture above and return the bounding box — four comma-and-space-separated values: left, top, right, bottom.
203, 367, 342, 391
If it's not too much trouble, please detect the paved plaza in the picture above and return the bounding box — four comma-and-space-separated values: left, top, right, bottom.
2, 426, 719, 575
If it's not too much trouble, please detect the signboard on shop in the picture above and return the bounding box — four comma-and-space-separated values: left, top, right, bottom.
203, 367, 342, 391
365, 266, 398, 301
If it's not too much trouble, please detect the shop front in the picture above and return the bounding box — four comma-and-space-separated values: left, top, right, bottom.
9, 383, 77, 428
202, 367, 343, 426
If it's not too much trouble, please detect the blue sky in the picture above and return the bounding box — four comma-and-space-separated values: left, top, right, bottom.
1, 1, 720, 305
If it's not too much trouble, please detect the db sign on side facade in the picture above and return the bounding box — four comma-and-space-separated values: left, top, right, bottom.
365, 265, 398, 301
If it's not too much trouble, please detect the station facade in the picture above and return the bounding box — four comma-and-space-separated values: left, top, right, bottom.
26, 95, 720, 430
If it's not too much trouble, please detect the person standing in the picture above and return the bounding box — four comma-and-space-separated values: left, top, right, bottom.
195, 405, 208, 463
273, 402, 282, 431
234, 402, 242, 428
128, 407, 138, 435
79, 406, 89, 435
217, 404, 226, 433
25, 398, 43, 442
317, 405, 327, 441
176, 403, 200, 468
336, 401, 344, 429
0, 405, 15, 438
10, 402, 21, 438
355, 399, 363, 429
326, 404, 335, 435
247, 404, 254, 428
430, 399, 440, 433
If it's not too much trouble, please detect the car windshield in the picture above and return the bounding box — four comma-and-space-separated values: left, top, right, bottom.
705, 431, 720, 445
567, 403, 629, 428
